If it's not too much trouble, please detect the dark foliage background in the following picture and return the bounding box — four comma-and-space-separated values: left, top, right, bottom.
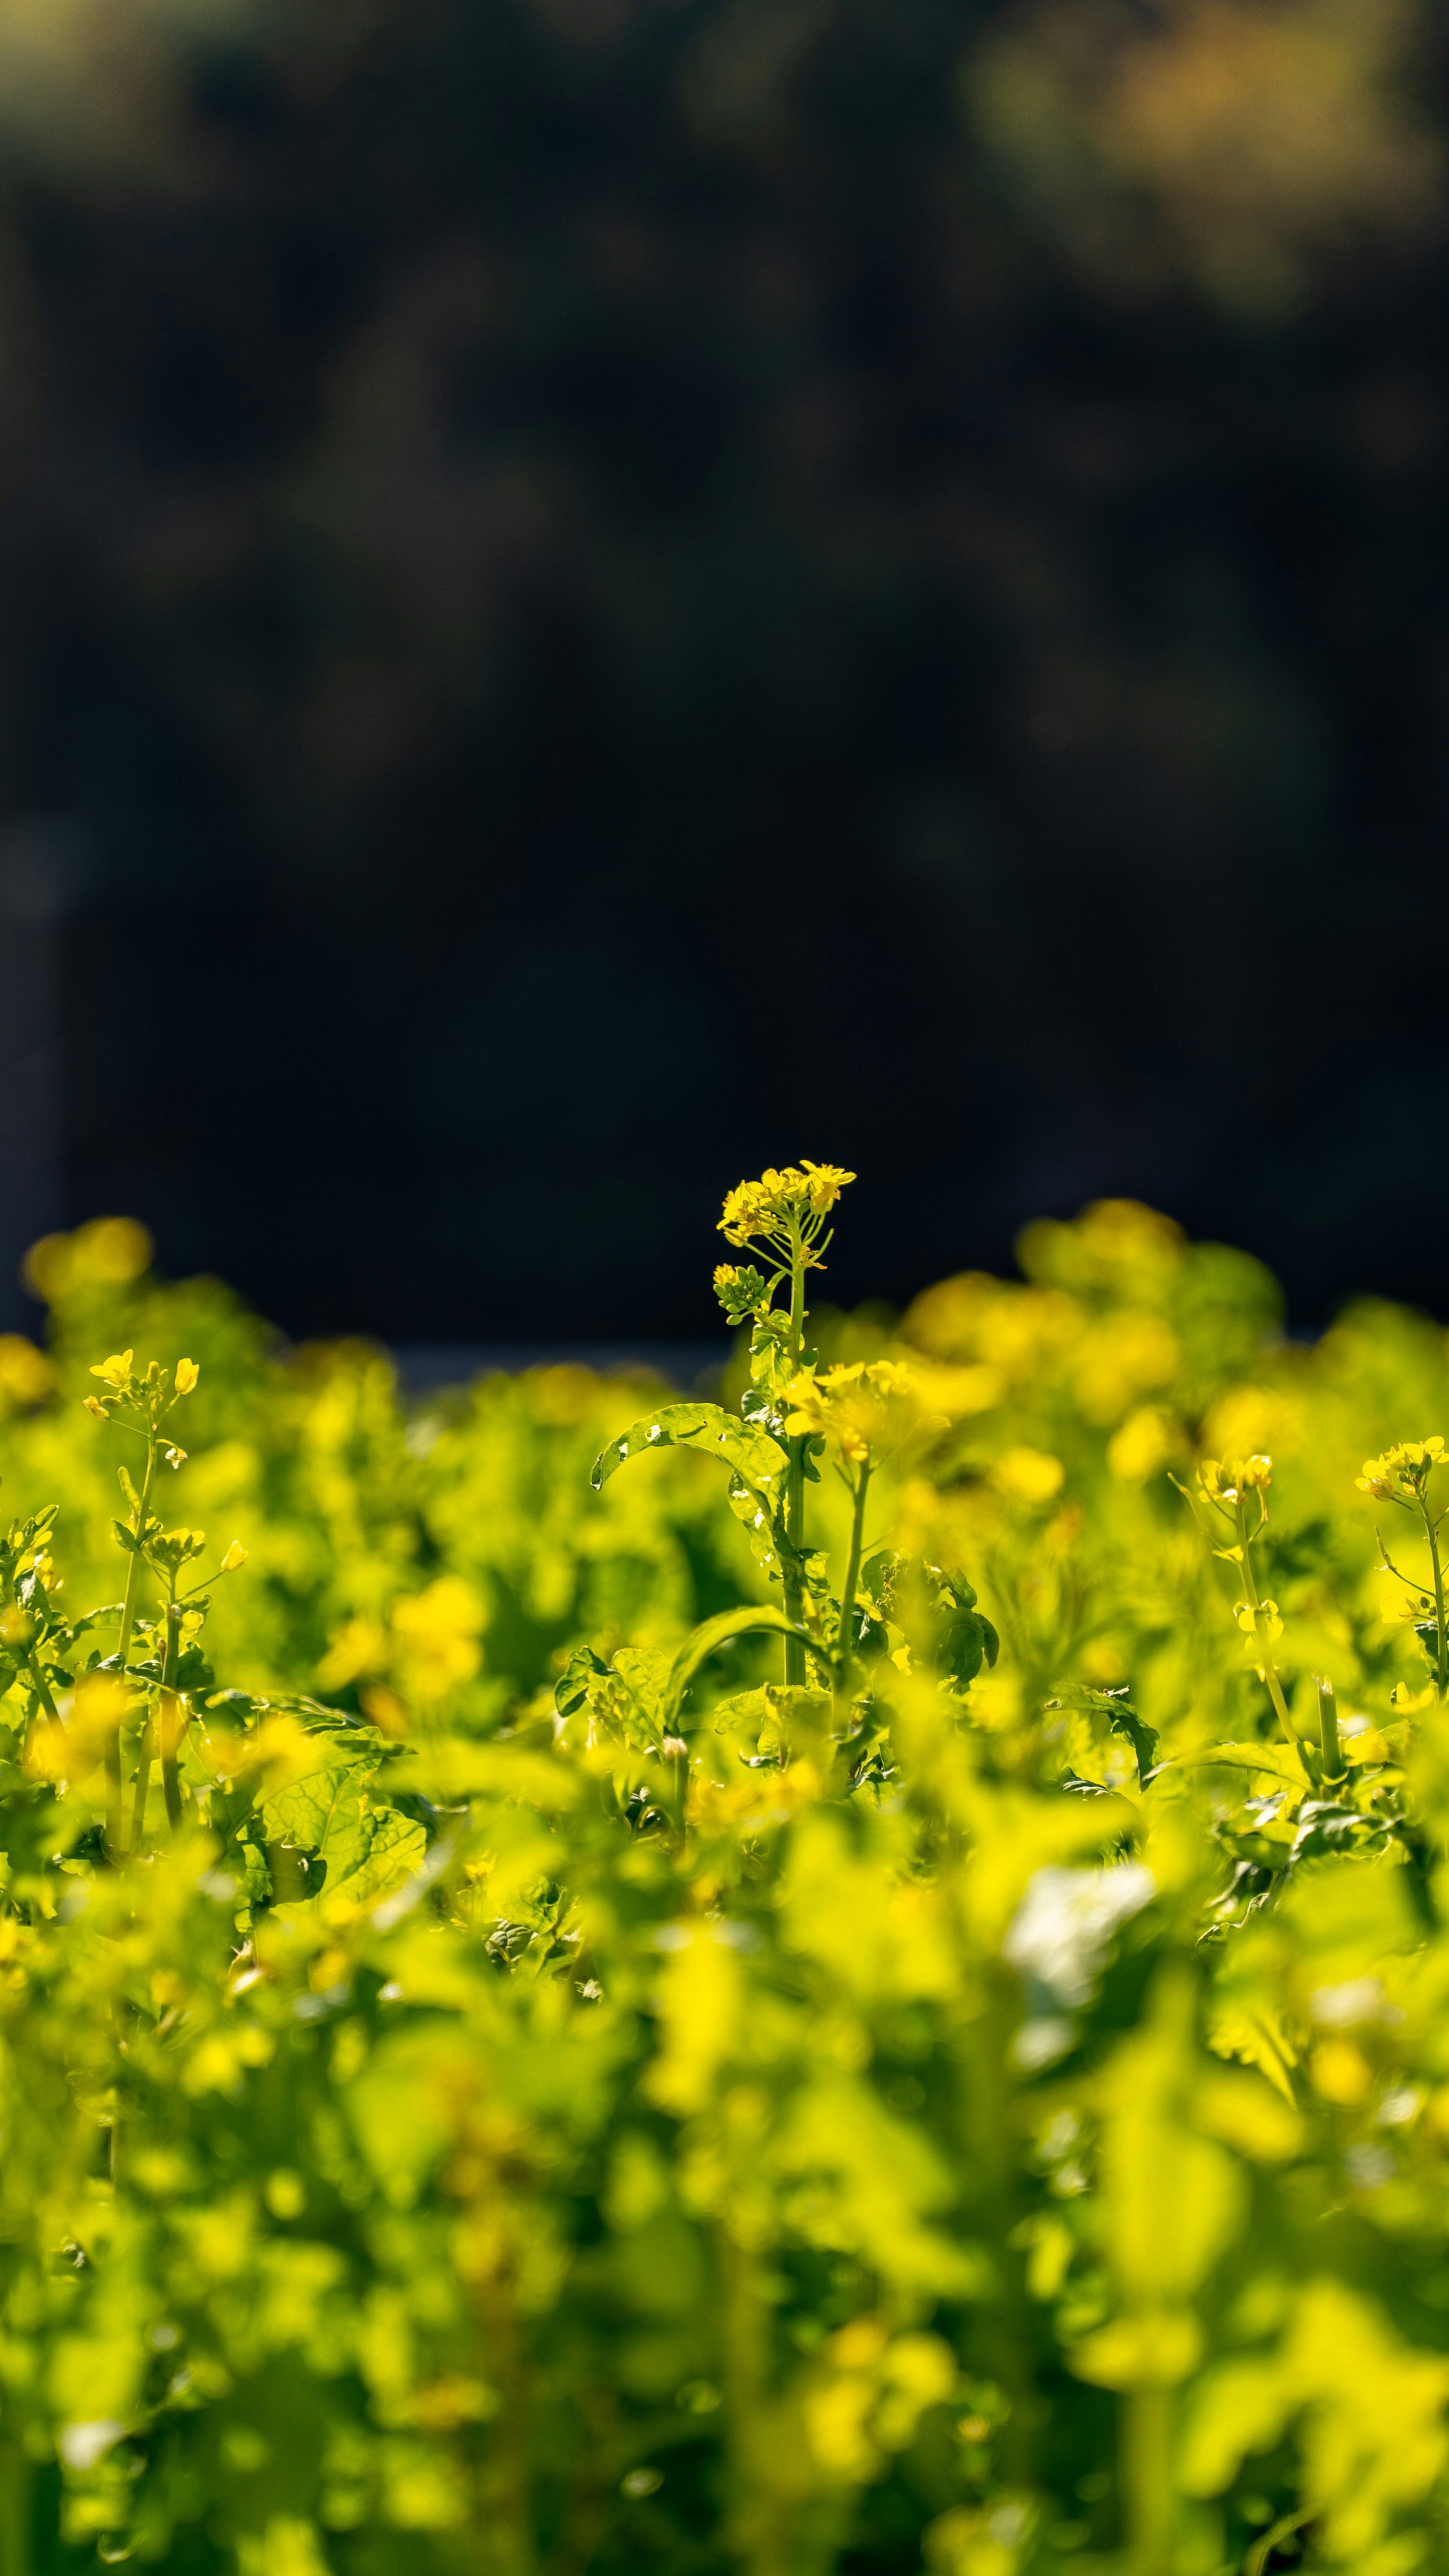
0, 0, 1445, 1339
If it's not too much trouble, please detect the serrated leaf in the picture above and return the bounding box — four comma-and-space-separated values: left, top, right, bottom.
591, 1403, 788, 1505
1163, 1741, 1310, 1790
661, 1604, 811, 1730
260, 1735, 425, 1905
1062, 1687, 1159, 1786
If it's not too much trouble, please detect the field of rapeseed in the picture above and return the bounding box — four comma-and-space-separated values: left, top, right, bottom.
2, 1174, 1449, 2576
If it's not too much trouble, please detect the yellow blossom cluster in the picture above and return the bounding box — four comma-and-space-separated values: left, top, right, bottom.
718, 1162, 856, 1250
1198, 1455, 1273, 1506
1358, 1438, 1446, 1501
783, 1360, 930, 1464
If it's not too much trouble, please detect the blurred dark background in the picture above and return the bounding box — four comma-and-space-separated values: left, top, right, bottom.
0, 0, 1446, 1341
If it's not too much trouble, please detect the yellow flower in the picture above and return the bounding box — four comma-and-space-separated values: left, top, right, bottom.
1106, 1406, 1175, 1484
89, 1349, 134, 1391
1233, 1597, 1282, 1643
783, 1360, 929, 1463
24, 1215, 151, 1304
174, 1357, 200, 1396
0, 1336, 54, 1415
718, 1162, 857, 1248
389, 1575, 485, 1702
1357, 1438, 1446, 1500
994, 1446, 1066, 1504
1198, 1454, 1272, 1506
220, 1540, 248, 1572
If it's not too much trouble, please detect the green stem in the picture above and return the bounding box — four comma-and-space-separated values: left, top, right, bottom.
1122, 2379, 1173, 2576
719, 2226, 788, 2576
782, 1221, 808, 1689
128, 1721, 155, 1855
24, 1655, 59, 1723
159, 1598, 186, 1834
0, 2436, 32, 2576
116, 1434, 157, 1668
109, 1430, 157, 1858
1234, 1500, 1295, 1746
835, 1461, 871, 1697
1422, 1495, 1447, 1700
1317, 1676, 1345, 1789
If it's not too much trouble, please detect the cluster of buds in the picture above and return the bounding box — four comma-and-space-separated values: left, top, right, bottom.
1197, 1454, 1272, 1507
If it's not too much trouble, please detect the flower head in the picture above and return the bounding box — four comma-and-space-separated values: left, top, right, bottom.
718, 1162, 856, 1251
1357, 1438, 1445, 1502
90, 1350, 135, 1393
173, 1357, 200, 1397
1198, 1454, 1272, 1507
994, 1445, 1066, 1505
784, 1359, 930, 1464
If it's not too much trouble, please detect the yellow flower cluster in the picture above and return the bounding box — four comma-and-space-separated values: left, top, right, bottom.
1357, 1437, 1446, 1501
783, 1359, 927, 1464
23, 1215, 151, 1304
901, 1271, 1178, 1429
0, 1335, 53, 1417
1198, 1454, 1272, 1506
718, 1162, 856, 1249
85, 1349, 199, 1417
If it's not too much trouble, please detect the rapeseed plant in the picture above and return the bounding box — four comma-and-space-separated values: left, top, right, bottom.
1, 1178, 1449, 2574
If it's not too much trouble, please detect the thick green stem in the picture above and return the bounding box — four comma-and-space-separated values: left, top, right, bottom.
1317, 1676, 1345, 1788
159, 1600, 186, 1834
108, 1431, 157, 1858
116, 1435, 157, 1668
835, 1461, 871, 1697
1122, 2380, 1173, 2576
128, 1722, 155, 1855
0, 2437, 31, 2576
24, 1657, 59, 1724
1234, 1500, 1295, 1746
473, 2259, 534, 2576
1422, 1497, 1447, 1700
781, 1222, 808, 1688
719, 2226, 788, 2576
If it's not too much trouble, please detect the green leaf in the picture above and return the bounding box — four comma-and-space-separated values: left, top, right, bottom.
591, 1403, 788, 1502
1057, 1687, 1158, 1785
591, 1402, 793, 1574
554, 1643, 611, 1718
660, 1604, 812, 1731
260, 1736, 426, 1906
747, 1310, 796, 1397
1164, 1741, 1310, 1790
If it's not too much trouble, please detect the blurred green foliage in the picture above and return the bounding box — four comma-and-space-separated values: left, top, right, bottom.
5, 1187, 1449, 2574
